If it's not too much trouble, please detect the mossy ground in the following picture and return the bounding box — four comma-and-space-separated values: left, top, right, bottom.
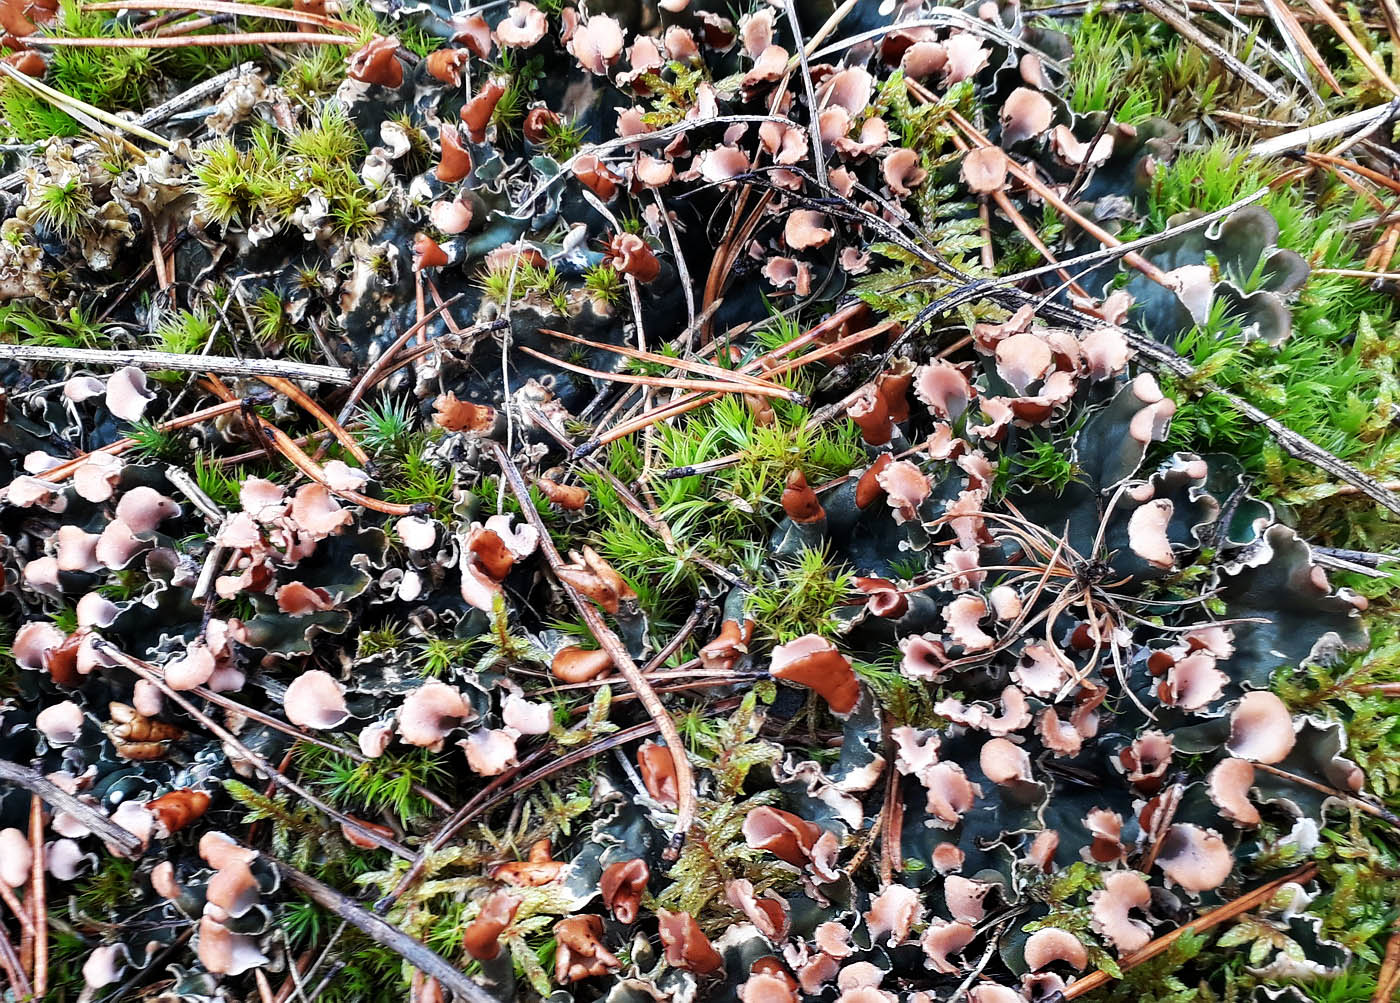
7, 1, 1400, 1000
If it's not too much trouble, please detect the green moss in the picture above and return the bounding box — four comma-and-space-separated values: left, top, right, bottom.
155, 307, 218, 355
478, 259, 569, 312
246, 286, 314, 357
194, 108, 378, 238
0, 305, 107, 349
537, 115, 589, 160
640, 61, 707, 128
29, 176, 92, 239
583, 262, 623, 305
193, 452, 261, 509
0, 2, 156, 140
280, 45, 349, 106
356, 396, 417, 456
1062, 9, 1162, 123
414, 636, 480, 677
1137, 142, 1400, 519
746, 545, 853, 645
381, 440, 455, 516
294, 745, 453, 830
126, 418, 184, 461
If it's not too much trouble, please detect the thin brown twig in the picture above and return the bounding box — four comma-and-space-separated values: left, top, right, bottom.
0, 875, 33, 938
254, 968, 276, 1003
1062, 863, 1319, 998
578, 390, 723, 455
273, 949, 317, 1003
273, 856, 496, 1003
151, 227, 170, 290
1137, 782, 1184, 875
154, 12, 232, 36
643, 602, 709, 672
1252, 761, 1400, 826
215, 429, 325, 466
1364, 220, 1400, 270
1314, 160, 1393, 215
1354, 681, 1400, 694
1304, 150, 1400, 195
702, 187, 772, 346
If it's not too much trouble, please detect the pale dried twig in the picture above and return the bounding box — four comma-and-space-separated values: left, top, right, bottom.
0, 344, 352, 383
0, 759, 144, 856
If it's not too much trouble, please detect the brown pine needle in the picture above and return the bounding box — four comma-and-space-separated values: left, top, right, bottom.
1298, 0, 1400, 96
517, 344, 803, 400
752, 300, 870, 365
202, 375, 423, 517
538, 328, 788, 391
34, 31, 357, 47
1252, 761, 1400, 826
29, 795, 47, 1000
0, 881, 34, 940
578, 392, 723, 455
1304, 151, 1400, 195
40, 396, 260, 484
765, 320, 899, 377
940, 103, 1176, 290
577, 316, 891, 455
97, 642, 416, 858
1374, 921, 1400, 1003
85, 0, 356, 32
333, 294, 469, 425
1260, 0, 1344, 93
257, 376, 370, 466
0, 926, 26, 1001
